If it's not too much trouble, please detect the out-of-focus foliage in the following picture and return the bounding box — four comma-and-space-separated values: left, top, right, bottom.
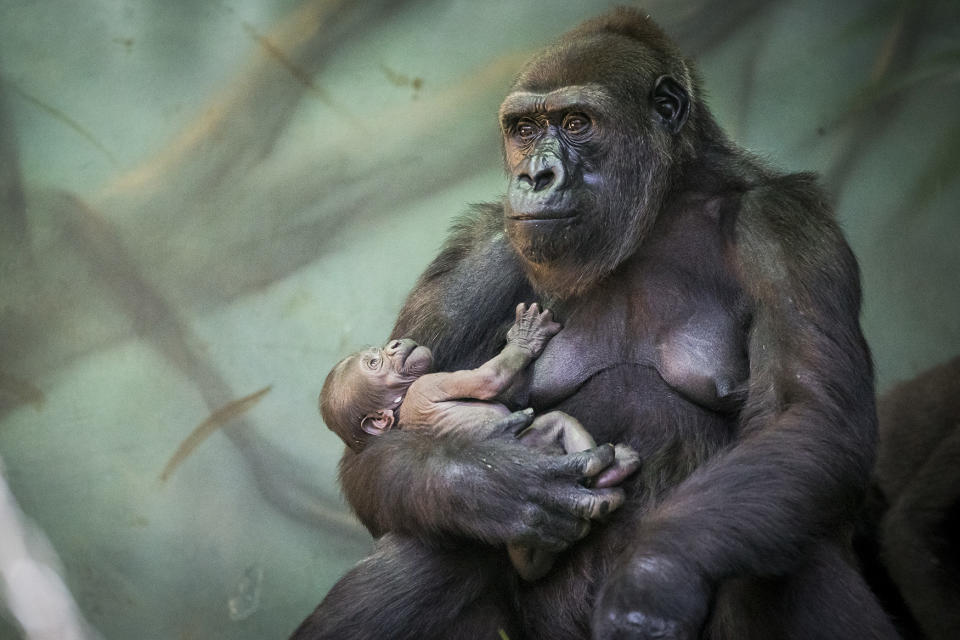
0, 0, 957, 638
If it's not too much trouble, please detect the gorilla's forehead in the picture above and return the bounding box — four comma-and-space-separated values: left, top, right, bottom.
516, 32, 664, 92
498, 84, 616, 124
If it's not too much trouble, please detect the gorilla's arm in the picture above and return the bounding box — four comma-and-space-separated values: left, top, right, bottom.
340, 425, 620, 545
339, 205, 624, 547
595, 174, 878, 634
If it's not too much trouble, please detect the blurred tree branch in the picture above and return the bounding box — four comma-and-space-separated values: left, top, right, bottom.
825, 0, 930, 197
0, 70, 28, 249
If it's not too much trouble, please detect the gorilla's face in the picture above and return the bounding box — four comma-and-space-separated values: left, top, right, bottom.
498, 32, 690, 299
500, 84, 605, 266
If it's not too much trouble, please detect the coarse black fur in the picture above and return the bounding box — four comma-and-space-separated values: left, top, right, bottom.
288, 534, 522, 640
293, 8, 898, 640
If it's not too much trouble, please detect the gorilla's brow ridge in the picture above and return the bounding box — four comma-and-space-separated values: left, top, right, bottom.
498, 84, 613, 127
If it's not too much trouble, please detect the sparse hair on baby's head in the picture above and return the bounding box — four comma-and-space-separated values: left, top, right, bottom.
319, 352, 387, 452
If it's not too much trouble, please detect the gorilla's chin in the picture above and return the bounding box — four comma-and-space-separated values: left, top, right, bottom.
504, 217, 580, 265
504, 198, 652, 300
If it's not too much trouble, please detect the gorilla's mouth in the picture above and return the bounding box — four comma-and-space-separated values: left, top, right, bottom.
505, 190, 580, 223
507, 212, 579, 221
506, 205, 580, 223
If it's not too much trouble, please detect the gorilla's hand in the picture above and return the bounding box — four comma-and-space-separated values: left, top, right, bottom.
592, 553, 711, 640
342, 411, 627, 548
448, 413, 627, 550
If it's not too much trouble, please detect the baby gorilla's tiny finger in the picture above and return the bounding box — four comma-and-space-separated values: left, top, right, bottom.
515, 302, 527, 323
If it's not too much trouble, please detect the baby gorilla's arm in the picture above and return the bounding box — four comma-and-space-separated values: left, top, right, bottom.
433, 303, 560, 402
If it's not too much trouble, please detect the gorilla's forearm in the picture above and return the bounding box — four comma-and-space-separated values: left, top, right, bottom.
339, 427, 622, 547
639, 402, 873, 580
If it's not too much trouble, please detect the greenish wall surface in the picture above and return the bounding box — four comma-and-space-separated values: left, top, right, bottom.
0, 1, 957, 638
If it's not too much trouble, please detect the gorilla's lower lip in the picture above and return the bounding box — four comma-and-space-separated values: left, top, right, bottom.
507, 212, 579, 221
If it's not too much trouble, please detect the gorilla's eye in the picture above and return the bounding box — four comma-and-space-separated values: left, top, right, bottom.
562, 113, 591, 134
366, 355, 381, 369
516, 119, 537, 140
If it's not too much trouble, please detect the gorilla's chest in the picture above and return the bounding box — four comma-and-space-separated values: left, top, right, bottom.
527, 253, 749, 415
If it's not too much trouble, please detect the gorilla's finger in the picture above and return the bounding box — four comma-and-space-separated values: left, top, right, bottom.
485, 408, 535, 439
567, 487, 626, 520
552, 444, 617, 479
522, 515, 591, 551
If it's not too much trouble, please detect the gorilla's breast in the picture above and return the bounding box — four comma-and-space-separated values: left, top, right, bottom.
653, 300, 749, 411
526, 237, 748, 415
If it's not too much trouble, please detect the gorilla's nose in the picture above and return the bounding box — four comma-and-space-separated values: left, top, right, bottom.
385, 340, 403, 354
520, 167, 557, 192
516, 153, 565, 194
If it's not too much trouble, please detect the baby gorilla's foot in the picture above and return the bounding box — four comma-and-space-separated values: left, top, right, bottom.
592, 444, 641, 489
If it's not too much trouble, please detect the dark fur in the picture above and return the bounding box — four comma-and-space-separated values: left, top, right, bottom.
856, 356, 960, 640
293, 8, 897, 639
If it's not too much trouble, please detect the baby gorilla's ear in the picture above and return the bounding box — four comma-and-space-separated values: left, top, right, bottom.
360, 409, 396, 436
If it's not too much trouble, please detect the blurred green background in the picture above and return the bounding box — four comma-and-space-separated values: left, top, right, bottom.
0, 0, 957, 638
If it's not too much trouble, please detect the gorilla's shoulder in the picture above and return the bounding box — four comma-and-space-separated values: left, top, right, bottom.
738, 170, 842, 246
447, 202, 507, 250
735, 170, 858, 293
394, 202, 529, 357
741, 171, 832, 221
421, 202, 513, 281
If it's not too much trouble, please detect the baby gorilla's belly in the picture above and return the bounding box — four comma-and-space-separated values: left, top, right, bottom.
402, 401, 512, 438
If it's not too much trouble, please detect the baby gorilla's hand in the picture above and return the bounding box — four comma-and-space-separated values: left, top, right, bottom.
507, 302, 562, 357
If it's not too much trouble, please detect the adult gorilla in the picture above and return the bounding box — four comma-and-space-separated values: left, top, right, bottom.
293, 8, 897, 640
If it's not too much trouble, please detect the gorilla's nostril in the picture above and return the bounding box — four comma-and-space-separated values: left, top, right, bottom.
532, 168, 555, 192
384, 340, 402, 354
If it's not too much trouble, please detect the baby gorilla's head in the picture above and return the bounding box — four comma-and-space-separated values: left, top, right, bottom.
319, 338, 433, 451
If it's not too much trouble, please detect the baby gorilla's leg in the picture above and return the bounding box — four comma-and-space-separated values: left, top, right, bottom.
508, 412, 640, 581
518, 410, 593, 451
507, 412, 583, 582
523, 411, 640, 488
507, 543, 555, 583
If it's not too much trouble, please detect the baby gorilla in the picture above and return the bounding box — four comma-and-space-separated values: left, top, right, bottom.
321, 302, 639, 581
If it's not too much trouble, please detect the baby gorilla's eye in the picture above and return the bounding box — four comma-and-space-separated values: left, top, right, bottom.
368, 357, 380, 368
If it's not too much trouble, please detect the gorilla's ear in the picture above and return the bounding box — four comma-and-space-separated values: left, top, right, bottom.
652, 75, 690, 135
361, 409, 395, 436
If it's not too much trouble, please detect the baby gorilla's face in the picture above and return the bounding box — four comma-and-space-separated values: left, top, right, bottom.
357, 338, 434, 405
